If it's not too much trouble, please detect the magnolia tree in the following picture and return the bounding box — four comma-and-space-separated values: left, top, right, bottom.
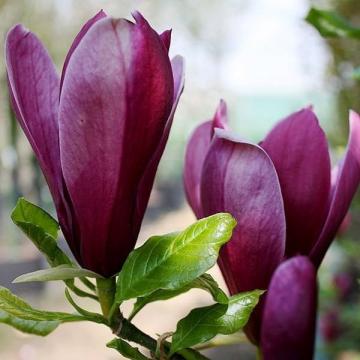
0, 9, 360, 360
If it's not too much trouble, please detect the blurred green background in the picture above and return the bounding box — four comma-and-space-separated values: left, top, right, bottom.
0, 0, 359, 359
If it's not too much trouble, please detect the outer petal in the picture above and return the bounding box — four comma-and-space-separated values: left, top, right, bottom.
59, 15, 174, 276
310, 111, 360, 267
261, 256, 317, 360
184, 101, 228, 218
6, 25, 61, 199
60, 10, 107, 92
201, 129, 286, 294
5, 25, 80, 257
184, 121, 212, 218
135, 55, 185, 227
261, 108, 331, 256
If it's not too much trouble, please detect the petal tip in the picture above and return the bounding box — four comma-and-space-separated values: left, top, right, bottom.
171, 55, 185, 98
172, 54, 185, 67
218, 99, 228, 117
98, 9, 107, 17
350, 109, 360, 123
349, 109, 360, 140
160, 29, 172, 52
132, 10, 147, 25
349, 109, 360, 164
286, 106, 321, 129
212, 99, 228, 130
302, 105, 317, 118
6, 24, 30, 42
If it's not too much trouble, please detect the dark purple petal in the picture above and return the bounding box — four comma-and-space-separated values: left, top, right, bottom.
6, 24, 81, 259
160, 29, 172, 52
6, 25, 60, 199
201, 130, 286, 294
310, 111, 360, 268
135, 55, 185, 227
184, 121, 212, 218
261, 256, 317, 360
261, 108, 331, 256
59, 16, 174, 276
60, 10, 107, 92
183, 101, 228, 218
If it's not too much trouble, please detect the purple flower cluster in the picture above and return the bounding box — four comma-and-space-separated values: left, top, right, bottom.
184, 100, 360, 357
6, 10, 360, 358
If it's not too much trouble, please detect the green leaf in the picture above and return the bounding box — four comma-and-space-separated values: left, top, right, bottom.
64, 289, 105, 324
171, 304, 227, 354
193, 274, 228, 304
170, 290, 264, 354
176, 348, 210, 360
13, 265, 103, 283
306, 8, 360, 39
11, 198, 72, 267
107, 338, 150, 360
0, 310, 59, 336
130, 274, 228, 320
12, 197, 59, 238
115, 214, 236, 303
214, 290, 264, 335
0, 286, 85, 323
11, 197, 98, 301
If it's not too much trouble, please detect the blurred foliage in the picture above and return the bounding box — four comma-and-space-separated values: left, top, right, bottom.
307, 8, 360, 38
311, 0, 360, 145
318, 233, 360, 356
310, 2, 360, 358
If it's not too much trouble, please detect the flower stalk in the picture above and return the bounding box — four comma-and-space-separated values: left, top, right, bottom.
113, 314, 188, 359
96, 277, 117, 320
95, 278, 190, 359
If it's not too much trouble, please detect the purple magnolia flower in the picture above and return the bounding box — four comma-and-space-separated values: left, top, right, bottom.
184, 101, 360, 347
6, 11, 184, 277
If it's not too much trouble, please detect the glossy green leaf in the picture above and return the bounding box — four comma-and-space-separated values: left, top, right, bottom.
13, 265, 103, 283
170, 290, 264, 354
0, 286, 85, 323
115, 213, 236, 303
215, 290, 264, 334
130, 274, 228, 320
11, 198, 71, 266
107, 338, 150, 360
194, 274, 228, 304
171, 304, 227, 354
12, 199, 98, 301
306, 8, 360, 38
0, 310, 59, 336
12, 197, 59, 238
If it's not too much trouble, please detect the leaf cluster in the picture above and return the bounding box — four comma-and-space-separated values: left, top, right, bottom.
0, 198, 263, 359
